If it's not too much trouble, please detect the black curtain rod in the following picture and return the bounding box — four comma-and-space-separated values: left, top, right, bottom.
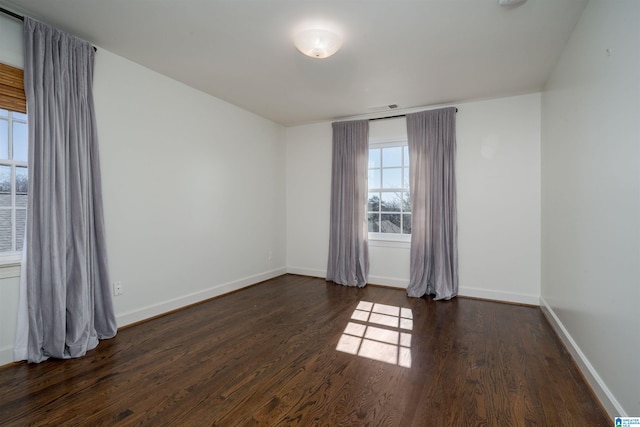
0, 6, 22, 21
369, 108, 458, 121
0, 6, 97, 52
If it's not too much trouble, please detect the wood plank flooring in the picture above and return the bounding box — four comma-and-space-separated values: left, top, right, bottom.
0, 274, 609, 426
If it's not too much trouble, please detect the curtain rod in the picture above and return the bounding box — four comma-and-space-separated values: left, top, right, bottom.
0, 6, 97, 52
0, 6, 22, 21
369, 107, 458, 122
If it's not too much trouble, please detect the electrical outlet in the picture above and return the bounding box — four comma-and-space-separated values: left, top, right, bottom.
113, 281, 123, 296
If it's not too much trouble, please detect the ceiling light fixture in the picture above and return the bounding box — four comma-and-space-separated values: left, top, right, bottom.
293, 28, 342, 59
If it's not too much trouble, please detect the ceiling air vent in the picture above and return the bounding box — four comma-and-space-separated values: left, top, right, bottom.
367, 104, 400, 113
499, 0, 527, 6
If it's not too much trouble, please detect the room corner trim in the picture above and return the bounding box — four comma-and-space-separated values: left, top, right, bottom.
540, 297, 624, 419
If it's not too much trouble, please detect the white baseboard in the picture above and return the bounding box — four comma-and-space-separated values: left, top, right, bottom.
286, 268, 539, 306
540, 297, 623, 418
116, 267, 286, 328
286, 266, 326, 278
286, 268, 408, 289
458, 285, 539, 306
285, 268, 408, 289
367, 274, 408, 289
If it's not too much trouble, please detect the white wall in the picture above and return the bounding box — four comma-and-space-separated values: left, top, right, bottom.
95, 50, 286, 325
286, 93, 541, 305
0, 14, 287, 365
0, 13, 22, 68
541, 0, 640, 417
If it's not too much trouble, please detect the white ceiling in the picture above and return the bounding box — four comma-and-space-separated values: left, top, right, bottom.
1, 0, 587, 126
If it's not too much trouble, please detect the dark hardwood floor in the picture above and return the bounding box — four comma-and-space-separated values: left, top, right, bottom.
0, 274, 608, 426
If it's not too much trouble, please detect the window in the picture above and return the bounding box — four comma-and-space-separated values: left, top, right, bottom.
0, 108, 28, 256
367, 140, 411, 240
0, 63, 27, 263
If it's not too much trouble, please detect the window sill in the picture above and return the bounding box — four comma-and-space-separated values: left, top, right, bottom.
0, 253, 22, 278
368, 237, 411, 249
0, 263, 21, 279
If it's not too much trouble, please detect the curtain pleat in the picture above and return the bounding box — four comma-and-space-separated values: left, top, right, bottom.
406, 107, 458, 300
326, 120, 369, 287
21, 17, 117, 363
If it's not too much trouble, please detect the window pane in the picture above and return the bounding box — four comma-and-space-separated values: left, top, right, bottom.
402, 192, 411, 212
380, 213, 401, 233
381, 192, 402, 212
404, 145, 409, 166
16, 166, 28, 207
403, 167, 410, 189
12, 121, 28, 162
368, 169, 380, 190
0, 109, 8, 117
0, 209, 11, 252
368, 213, 379, 232
0, 165, 10, 207
0, 119, 8, 160
368, 148, 380, 168
382, 168, 402, 189
382, 146, 402, 167
12, 112, 27, 121
368, 192, 380, 212
16, 208, 26, 251
403, 214, 411, 234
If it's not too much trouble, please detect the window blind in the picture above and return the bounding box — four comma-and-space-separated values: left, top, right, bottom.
0, 63, 26, 113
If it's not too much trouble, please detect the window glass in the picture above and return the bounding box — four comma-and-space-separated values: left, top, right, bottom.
382, 168, 402, 188
16, 209, 26, 251
368, 192, 380, 211
16, 166, 28, 207
368, 213, 379, 232
382, 146, 402, 167
402, 214, 411, 234
380, 213, 401, 233
0, 165, 10, 206
0, 210, 11, 252
13, 121, 28, 162
368, 169, 380, 190
0, 119, 8, 160
368, 148, 380, 168
381, 192, 402, 212
367, 140, 410, 238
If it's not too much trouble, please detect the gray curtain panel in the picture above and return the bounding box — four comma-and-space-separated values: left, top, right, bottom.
406, 107, 458, 300
326, 120, 370, 287
23, 17, 117, 363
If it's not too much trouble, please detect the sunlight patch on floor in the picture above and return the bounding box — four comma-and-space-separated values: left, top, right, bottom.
337, 301, 413, 367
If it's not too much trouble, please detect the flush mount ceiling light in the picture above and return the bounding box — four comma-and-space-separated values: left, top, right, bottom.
293, 28, 342, 59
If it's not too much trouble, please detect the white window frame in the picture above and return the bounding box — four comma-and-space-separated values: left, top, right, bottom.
0, 108, 27, 266
367, 137, 411, 244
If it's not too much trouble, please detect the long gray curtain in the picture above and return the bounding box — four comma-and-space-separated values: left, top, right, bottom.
326, 120, 369, 287
22, 17, 117, 363
406, 107, 458, 300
